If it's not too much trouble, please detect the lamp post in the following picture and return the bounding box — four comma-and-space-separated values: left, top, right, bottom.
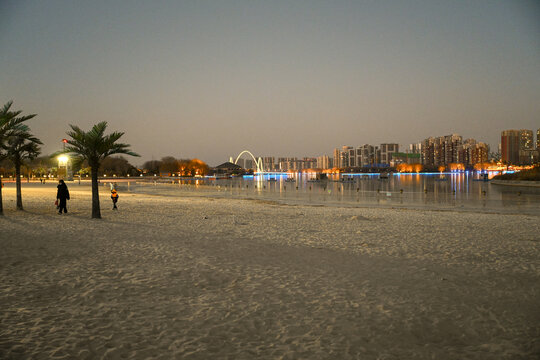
59, 139, 73, 181
58, 155, 68, 180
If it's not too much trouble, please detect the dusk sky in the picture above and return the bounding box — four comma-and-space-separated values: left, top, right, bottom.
1, 0, 539, 166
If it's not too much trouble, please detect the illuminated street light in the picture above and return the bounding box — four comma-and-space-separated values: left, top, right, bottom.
57, 138, 74, 180
58, 155, 69, 166
57, 154, 69, 179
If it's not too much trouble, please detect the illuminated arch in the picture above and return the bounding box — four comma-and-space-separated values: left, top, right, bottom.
235, 150, 264, 173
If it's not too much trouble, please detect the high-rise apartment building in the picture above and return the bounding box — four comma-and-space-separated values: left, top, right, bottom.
359, 144, 375, 167
458, 139, 475, 165
277, 157, 319, 171
443, 134, 462, 164
333, 148, 341, 168
303, 157, 317, 169
457, 139, 489, 166
262, 157, 276, 171
355, 147, 362, 167
421, 137, 436, 166
470, 142, 489, 165
340, 151, 348, 168
341, 146, 352, 168
380, 143, 399, 166
501, 129, 536, 164
501, 130, 520, 164
422, 134, 463, 167
317, 155, 331, 169
328, 143, 399, 168
519, 129, 535, 164
375, 146, 381, 165
520, 130, 534, 150
348, 148, 356, 167
409, 143, 422, 154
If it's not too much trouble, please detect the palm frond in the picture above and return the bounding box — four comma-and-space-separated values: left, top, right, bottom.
0, 100, 13, 114
64, 122, 139, 164
3, 134, 42, 164
0, 101, 37, 140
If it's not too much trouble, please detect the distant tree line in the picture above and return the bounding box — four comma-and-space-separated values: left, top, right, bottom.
493, 165, 540, 181
0, 155, 140, 178
1, 154, 212, 178
142, 156, 209, 177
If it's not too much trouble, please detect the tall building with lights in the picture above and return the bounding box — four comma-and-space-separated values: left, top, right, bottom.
380, 143, 399, 166
519, 129, 535, 164
409, 143, 422, 154
317, 155, 331, 169
348, 147, 356, 167
262, 157, 276, 171
341, 146, 352, 167
421, 137, 436, 166
421, 134, 464, 167
333, 148, 341, 168
519, 130, 534, 150
470, 142, 489, 165
501, 129, 535, 164
501, 130, 520, 164
359, 144, 375, 167
443, 134, 463, 164
355, 147, 363, 167
303, 157, 317, 169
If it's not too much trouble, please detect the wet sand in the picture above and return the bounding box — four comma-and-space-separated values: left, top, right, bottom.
1, 183, 539, 359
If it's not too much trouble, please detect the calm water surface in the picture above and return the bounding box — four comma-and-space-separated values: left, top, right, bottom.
125, 173, 540, 215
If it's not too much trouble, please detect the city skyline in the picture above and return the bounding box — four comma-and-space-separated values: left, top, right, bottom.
232, 127, 539, 171
1, 1, 539, 166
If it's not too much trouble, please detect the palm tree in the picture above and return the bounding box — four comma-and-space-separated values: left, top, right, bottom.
0, 101, 39, 214
4, 134, 41, 210
64, 122, 139, 218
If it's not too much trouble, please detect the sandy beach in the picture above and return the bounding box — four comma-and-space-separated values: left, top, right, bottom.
1, 182, 539, 359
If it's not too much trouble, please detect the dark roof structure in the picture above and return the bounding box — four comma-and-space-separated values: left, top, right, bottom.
214, 162, 244, 170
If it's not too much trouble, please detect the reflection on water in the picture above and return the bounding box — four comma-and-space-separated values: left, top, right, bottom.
125, 173, 540, 214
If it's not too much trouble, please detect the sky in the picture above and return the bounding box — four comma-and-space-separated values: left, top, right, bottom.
1, 0, 539, 166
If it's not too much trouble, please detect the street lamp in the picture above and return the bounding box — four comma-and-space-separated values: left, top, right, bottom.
58, 138, 73, 181
57, 155, 71, 180
58, 155, 68, 166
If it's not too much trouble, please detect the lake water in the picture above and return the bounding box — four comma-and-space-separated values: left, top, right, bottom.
124, 172, 540, 215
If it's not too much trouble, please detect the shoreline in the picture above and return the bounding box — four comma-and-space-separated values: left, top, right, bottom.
3, 180, 540, 217
491, 179, 540, 188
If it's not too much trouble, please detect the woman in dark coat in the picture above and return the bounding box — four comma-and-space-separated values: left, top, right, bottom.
56, 179, 70, 214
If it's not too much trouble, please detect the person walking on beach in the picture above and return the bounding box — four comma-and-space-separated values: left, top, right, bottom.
111, 189, 119, 210
56, 179, 70, 214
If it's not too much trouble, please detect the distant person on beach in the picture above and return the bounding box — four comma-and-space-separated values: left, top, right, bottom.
111, 189, 119, 210
56, 180, 70, 214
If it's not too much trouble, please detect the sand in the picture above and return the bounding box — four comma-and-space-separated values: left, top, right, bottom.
1, 182, 539, 359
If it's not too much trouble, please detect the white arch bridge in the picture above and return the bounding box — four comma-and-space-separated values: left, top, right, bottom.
230, 150, 264, 173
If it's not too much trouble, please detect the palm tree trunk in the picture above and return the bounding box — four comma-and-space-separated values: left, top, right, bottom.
91, 166, 101, 219
15, 160, 23, 210
0, 176, 3, 216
